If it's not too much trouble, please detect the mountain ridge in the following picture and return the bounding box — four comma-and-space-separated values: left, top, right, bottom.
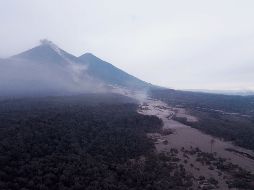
12, 40, 81, 65
78, 52, 150, 88
0, 40, 152, 96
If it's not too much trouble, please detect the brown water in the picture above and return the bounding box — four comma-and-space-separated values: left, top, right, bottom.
138, 98, 254, 189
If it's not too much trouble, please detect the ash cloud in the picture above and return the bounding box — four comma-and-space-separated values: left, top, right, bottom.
0, 57, 107, 97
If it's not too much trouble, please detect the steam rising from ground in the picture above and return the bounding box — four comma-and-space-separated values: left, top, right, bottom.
40, 39, 89, 83
110, 85, 149, 103
0, 57, 106, 97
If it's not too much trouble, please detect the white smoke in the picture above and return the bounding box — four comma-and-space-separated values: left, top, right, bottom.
110, 85, 149, 104
40, 39, 89, 83
0, 57, 106, 97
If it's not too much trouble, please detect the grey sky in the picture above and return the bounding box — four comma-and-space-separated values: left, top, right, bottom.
0, 0, 254, 90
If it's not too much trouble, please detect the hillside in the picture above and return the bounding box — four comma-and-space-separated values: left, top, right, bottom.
0, 40, 151, 97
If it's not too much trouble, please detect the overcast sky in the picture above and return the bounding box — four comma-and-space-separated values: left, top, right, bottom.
0, 0, 254, 90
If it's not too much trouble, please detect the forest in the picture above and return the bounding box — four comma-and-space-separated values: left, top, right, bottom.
0, 94, 193, 190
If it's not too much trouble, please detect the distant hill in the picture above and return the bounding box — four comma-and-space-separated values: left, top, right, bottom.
186, 89, 254, 96
150, 88, 254, 115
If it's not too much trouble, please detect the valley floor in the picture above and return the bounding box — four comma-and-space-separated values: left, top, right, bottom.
138, 98, 254, 190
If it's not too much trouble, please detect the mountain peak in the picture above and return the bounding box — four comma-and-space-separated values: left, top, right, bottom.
39, 39, 62, 54
12, 40, 79, 64
40, 39, 54, 46
78, 52, 150, 89
80, 52, 95, 57
79, 53, 100, 61
39, 39, 60, 52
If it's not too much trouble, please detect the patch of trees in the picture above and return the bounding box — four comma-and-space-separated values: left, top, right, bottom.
0, 95, 192, 190
190, 110, 254, 151
182, 146, 254, 189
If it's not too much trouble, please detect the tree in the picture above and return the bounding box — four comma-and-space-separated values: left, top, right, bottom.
210, 138, 215, 153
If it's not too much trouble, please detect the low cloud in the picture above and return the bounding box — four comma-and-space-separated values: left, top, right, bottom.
0, 57, 107, 97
